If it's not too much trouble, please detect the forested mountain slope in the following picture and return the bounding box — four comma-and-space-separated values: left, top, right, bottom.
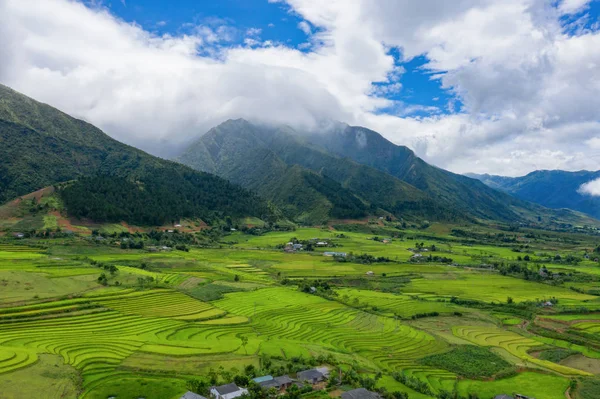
0, 84, 272, 225
178, 119, 464, 223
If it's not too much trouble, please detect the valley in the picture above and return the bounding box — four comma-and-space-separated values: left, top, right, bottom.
1, 217, 600, 399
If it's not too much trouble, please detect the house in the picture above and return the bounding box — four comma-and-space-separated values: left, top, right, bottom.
309, 287, 317, 293
210, 383, 248, 399
493, 395, 513, 399
324, 252, 347, 257
252, 375, 274, 384
258, 375, 293, 391
174, 224, 182, 228
341, 388, 382, 399
13, 233, 24, 239
315, 367, 330, 378
167, 230, 174, 233
514, 395, 535, 399
366, 271, 374, 276
292, 244, 303, 250
296, 369, 324, 384
542, 301, 554, 307
181, 392, 208, 399
316, 242, 328, 246
273, 375, 293, 390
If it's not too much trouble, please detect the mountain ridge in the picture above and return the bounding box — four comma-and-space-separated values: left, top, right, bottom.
467, 170, 600, 219
0, 84, 273, 225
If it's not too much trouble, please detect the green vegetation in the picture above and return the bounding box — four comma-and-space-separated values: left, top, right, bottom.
420, 345, 514, 378
0, 84, 272, 225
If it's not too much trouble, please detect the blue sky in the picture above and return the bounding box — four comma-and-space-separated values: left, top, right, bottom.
100, 0, 459, 118
3, 0, 600, 175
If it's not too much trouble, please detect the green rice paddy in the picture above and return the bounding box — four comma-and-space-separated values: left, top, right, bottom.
0, 226, 600, 398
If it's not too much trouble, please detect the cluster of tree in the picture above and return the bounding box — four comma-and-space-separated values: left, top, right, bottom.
334, 253, 391, 264
59, 172, 273, 226
411, 255, 454, 264
14, 228, 74, 239
411, 311, 440, 320
296, 280, 336, 296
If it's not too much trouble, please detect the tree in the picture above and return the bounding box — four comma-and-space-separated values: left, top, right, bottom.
240, 335, 249, 354
186, 379, 209, 395
234, 274, 240, 282
97, 273, 108, 286
507, 296, 514, 304
234, 375, 250, 387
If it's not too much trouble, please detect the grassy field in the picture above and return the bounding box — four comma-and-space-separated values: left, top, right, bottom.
0, 224, 600, 398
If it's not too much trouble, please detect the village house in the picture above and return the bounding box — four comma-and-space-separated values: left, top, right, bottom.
315, 367, 330, 378
13, 232, 24, 239
255, 375, 294, 391
341, 388, 382, 399
366, 271, 374, 276
316, 241, 328, 246
180, 392, 208, 399
210, 383, 248, 399
296, 369, 324, 384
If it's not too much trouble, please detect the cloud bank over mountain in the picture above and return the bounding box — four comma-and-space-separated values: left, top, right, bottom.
579, 178, 600, 197
0, 0, 599, 174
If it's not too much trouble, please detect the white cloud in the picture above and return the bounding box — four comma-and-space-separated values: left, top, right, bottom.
297, 20, 311, 34
579, 177, 600, 196
0, 0, 599, 174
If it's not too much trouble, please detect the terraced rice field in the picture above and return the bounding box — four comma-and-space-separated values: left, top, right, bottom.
2, 225, 600, 398
335, 288, 463, 318
453, 325, 590, 376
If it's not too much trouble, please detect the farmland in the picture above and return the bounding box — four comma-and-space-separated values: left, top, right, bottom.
1, 222, 600, 399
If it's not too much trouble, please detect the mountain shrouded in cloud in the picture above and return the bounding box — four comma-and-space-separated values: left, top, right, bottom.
0, 0, 599, 174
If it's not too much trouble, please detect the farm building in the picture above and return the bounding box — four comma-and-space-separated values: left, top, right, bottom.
13, 233, 24, 239
366, 271, 374, 276
181, 392, 208, 399
257, 375, 294, 391
252, 375, 273, 384
210, 383, 248, 399
341, 388, 382, 399
296, 369, 324, 384
316, 241, 328, 246
315, 367, 330, 378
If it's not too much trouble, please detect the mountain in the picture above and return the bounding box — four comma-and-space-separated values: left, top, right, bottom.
467, 171, 600, 219
177, 119, 465, 224
303, 124, 548, 222
0, 84, 273, 225
178, 120, 600, 227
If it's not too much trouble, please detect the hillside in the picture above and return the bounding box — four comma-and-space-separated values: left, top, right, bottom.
178, 119, 464, 223
0, 84, 273, 225
468, 171, 600, 219
178, 119, 599, 227
303, 125, 549, 222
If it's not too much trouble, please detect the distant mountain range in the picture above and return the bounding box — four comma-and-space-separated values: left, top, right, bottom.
467, 171, 600, 219
1, 83, 597, 228
176, 119, 598, 227
0, 84, 273, 226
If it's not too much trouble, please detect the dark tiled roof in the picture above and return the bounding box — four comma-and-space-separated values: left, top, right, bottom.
274, 375, 293, 385
181, 392, 208, 399
297, 369, 324, 381
259, 380, 280, 389
215, 383, 241, 395
341, 388, 381, 399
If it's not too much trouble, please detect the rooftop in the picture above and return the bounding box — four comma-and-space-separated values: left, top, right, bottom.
341, 388, 381, 399
214, 383, 241, 395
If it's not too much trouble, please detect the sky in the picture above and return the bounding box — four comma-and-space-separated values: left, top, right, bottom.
1, 0, 600, 176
